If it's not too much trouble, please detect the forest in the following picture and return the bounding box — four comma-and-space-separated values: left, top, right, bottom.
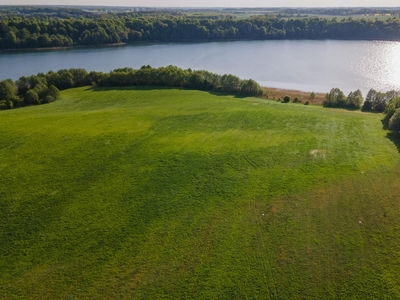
2, 13, 400, 49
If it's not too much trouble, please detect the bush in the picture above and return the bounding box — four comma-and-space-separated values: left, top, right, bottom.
24, 89, 40, 105
0, 100, 7, 110
42, 95, 55, 103
241, 79, 264, 96
293, 97, 300, 103
11, 96, 24, 108
283, 95, 290, 103
389, 108, 400, 136
46, 85, 60, 100
362, 100, 372, 111
305, 101, 310, 105
383, 97, 400, 128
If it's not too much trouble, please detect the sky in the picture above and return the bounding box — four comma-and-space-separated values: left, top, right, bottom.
1, 0, 400, 7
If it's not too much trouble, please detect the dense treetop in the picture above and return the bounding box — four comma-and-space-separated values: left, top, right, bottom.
1, 12, 400, 50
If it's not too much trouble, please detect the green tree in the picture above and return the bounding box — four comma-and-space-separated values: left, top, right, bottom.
16, 76, 31, 94
323, 87, 346, 108
346, 89, 363, 109
372, 92, 388, 112
363, 89, 389, 112
46, 85, 61, 100
188, 73, 205, 90
221, 74, 242, 94
0, 79, 18, 100
24, 89, 40, 105
383, 97, 400, 128
389, 108, 400, 136
33, 83, 49, 100
241, 79, 263, 96
4, 31, 17, 48
56, 70, 74, 89
0, 100, 8, 110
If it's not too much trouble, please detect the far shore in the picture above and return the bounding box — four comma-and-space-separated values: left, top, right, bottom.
0, 42, 127, 53
2, 36, 400, 53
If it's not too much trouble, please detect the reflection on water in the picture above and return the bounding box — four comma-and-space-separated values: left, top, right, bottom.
1, 40, 400, 94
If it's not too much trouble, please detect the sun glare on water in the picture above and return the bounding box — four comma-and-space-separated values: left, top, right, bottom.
356, 41, 400, 93
387, 43, 400, 88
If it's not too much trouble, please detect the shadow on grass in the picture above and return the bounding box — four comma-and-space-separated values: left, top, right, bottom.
85, 86, 251, 98
386, 132, 400, 152
207, 91, 248, 98
86, 86, 177, 92
345, 107, 362, 112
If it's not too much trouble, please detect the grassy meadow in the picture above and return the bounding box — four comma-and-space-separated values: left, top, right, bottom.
1, 86, 400, 299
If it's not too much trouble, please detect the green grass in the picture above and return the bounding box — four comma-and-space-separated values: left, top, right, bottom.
1, 86, 400, 299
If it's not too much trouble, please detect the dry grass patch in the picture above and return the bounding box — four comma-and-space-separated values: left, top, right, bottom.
263, 87, 326, 104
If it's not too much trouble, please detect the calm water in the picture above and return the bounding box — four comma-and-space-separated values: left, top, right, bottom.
1, 40, 400, 94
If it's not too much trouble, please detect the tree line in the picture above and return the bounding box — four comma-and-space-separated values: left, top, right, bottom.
323, 87, 400, 112
2, 14, 400, 49
322, 87, 400, 136
0, 65, 264, 110
3, 66, 400, 136
383, 97, 400, 136
280, 8, 400, 17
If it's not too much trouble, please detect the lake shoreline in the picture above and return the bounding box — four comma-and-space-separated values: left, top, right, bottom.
2, 37, 400, 53
1, 40, 399, 94
0, 42, 127, 53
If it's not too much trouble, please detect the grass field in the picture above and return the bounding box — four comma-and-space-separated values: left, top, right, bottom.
1, 86, 400, 299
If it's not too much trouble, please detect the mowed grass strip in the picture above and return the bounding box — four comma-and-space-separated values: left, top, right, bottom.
1, 86, 400, 299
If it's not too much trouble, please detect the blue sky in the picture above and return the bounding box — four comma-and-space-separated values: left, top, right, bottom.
1, 0, 400, 7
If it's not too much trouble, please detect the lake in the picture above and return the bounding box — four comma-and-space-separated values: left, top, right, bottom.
1, 40, 400, 94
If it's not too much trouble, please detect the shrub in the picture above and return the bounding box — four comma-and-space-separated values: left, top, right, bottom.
24, 89, 40, 105
11, 96, 24, 108
389, 108, 400, 136
42, 95, 55, 103
283, 95, 290, 103
0, 100, 7, 110
362, 100, 372, 111
46, 85, 60, 100
346, 89, 363, 109
383, 97, 400, 128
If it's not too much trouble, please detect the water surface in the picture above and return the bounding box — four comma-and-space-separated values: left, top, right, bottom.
1, 40, 400, 94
